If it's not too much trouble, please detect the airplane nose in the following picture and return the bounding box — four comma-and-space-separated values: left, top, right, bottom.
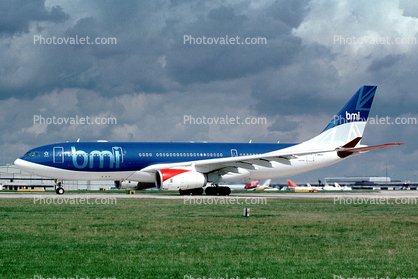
14, 158, 31, 173
14, 158, 22, 167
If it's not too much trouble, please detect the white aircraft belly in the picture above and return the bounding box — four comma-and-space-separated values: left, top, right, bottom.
14, 159, 134, 181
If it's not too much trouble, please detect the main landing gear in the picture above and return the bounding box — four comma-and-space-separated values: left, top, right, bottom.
179, 188, 204, 195
55, 180, 65, 195
205, 185, 231, 196
178, 185, 231, 196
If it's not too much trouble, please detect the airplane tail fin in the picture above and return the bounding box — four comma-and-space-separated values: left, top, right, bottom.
287, 179, 298, 188
262, 179, 271, 187
304, 86, 377, 146
245, 179, 260, 189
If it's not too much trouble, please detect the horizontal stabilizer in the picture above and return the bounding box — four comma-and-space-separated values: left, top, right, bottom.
338, 143, 404, 154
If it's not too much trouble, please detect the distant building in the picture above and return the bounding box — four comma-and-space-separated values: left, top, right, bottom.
325, 176, 391, 183
0, 164, 114, 190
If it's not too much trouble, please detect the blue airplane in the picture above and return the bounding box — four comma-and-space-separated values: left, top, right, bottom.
14, 86, 403, 195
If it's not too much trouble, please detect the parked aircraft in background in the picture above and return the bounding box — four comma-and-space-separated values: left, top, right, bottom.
252, 179, 272, 191
319, 180, 352, 191
14, 86, 402, 195
337, 182, 352, 191
260, 179, 279, 191
322, 182, 352, 191
226, 179, 260, 190
282, 179, 320, 191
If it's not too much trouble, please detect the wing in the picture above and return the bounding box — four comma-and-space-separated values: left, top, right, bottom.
141, 138, 403, 175
140, 145, 337, 173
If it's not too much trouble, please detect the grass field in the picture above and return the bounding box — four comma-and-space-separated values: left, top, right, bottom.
1, 194, 418, 279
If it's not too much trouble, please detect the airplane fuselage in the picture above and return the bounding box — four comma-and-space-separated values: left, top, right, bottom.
15, 141, 343, 182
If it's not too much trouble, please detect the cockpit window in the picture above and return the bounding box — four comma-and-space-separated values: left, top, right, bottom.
24, 152, 40, 157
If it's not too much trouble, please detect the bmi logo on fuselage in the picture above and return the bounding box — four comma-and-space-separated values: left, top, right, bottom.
70, 146, 122, 169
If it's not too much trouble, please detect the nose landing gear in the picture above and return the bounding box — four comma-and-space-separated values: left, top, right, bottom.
55, 180, 65, 195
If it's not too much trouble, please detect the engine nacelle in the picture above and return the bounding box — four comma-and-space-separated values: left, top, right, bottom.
114, 180, 155, 190
155, 169, 206, 191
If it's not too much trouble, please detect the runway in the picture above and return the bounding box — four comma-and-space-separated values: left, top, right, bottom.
2, 191, 418, 199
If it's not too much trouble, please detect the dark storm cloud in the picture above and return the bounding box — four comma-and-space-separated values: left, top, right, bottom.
166, 2, 309, 84
267, 117, 300, 132
367, 54, 405, 72
0, 0, 312, 100
0, 0, 68, 36
0, 0, 171, 99
249, 43, 340, 117
267, 0, 311, 28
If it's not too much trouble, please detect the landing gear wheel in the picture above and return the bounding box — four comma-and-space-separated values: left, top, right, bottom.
56, 187, 64, 195
179, 188, 204, 195
218, 186, 231, 196
205, 187, 218, 195
192, 188, 204, 195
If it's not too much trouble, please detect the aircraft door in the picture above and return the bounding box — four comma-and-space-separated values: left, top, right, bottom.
231, 149, 238, 157
53, 147, 64, 163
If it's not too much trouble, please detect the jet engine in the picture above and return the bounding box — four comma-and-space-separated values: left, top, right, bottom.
155, 169, 206, 191
114, 180, 155, 190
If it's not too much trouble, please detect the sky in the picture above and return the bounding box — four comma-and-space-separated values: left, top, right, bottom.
0, 0, 417, 183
